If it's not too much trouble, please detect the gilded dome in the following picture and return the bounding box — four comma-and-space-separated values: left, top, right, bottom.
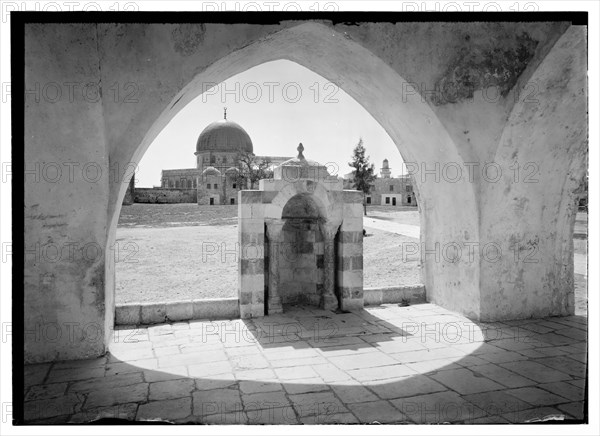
195, 119, 253, 154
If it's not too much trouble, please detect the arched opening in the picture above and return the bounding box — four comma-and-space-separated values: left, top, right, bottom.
115, 71, 432, 318
114, 59, 412, 316
108, 22, 479, 334
21, 20, 588, 425
265, 193, 332, 311
478, 26, 587, 320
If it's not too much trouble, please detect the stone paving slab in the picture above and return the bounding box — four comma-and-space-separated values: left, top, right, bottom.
538, 381, 586, 402
498, 361, 574, 384
23, 363, 51, 387
503, 387, 569, 407
390, 390, 487, 423
365, 375, 447, 400
85, 383, 149, 410
242, 390, 291, 411
137, 397, 192, 421
284, 378, 330, 395
288, 391, 349, 418
300, 412, 359, 424
462, 390, 533, 416
557, 401, 586, 420
149, 378, 195, 401
468, 363, 537, 388
24, 382, 68, 401
69, 402, 139, 423
22, 303, 587, 424
347, 399, 408, 424
429, 368, 505, 395
501, 406, 571, 423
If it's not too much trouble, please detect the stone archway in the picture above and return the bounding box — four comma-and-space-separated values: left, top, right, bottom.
23, 20, 585, 362
479, 26, 587, 320
266, 193, 332, 312
238, 149, 361, 317
105, 22, 480, 327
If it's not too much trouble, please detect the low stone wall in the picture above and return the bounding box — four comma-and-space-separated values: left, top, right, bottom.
115, 298, 239, 325
114, 285, 426, 325
134, 188, 197, 204
363, 284, 426, 306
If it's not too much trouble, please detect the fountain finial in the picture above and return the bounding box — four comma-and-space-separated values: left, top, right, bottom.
297, 143, 305, 159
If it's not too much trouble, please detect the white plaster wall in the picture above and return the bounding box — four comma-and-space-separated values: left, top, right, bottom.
24, 24, 110, 362
23, 20, 585, 361
105, 22, 481, 319
479, 26, 587, 320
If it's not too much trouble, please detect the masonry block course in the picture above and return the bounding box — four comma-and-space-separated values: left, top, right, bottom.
134, 188, 197, 204
238, 145, 364, 317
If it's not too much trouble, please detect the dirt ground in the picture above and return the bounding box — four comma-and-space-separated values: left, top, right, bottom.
116, 204, 585, 306
366, 205, 421, 226
116, 204, 421, 304
115, 225, 239, 304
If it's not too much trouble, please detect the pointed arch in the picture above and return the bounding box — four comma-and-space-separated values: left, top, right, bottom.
106, 22, 480, 332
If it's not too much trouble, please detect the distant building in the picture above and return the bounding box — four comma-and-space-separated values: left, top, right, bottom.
129, 110, 292, 205
343, 158, 417, 207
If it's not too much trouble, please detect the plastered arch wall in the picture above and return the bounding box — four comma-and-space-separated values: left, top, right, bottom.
106, 22, 480, 325
23, 20, 585, 362
479, 26, 587, 319
264, 181, 340, 225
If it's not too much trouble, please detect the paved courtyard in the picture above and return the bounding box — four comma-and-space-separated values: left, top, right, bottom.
23, 303, 587, 424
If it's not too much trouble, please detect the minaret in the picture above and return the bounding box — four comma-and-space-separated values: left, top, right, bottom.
381, 158, 391, 178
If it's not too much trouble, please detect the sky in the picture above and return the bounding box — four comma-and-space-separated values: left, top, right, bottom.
136, 60, 405, 187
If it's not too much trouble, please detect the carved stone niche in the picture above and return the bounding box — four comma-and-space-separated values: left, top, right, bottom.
238, 144, 365, 318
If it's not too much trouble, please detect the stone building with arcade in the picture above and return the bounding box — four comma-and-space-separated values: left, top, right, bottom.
158, 112, 292, 205
343, 158, 418, 207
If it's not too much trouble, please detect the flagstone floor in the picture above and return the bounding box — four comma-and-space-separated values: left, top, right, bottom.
23, 303, 587, 424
